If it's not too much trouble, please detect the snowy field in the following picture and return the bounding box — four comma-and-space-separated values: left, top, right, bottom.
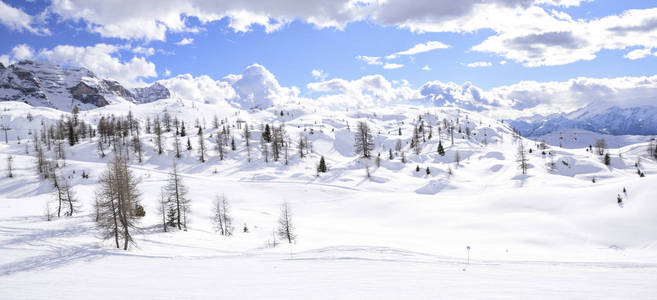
1, 100, 656, 299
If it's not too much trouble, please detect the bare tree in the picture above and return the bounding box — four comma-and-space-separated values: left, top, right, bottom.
164, 161, 190, 230
95, 155, 142, 250
354, 121, 374, 158
517, 143, 529, 174
154, 116, 163, 155
215, 130, 225, 161
212, 194, 233, 236
594, 138, 607, 156
411, 126, 421, 155
173, 134, 181, 159
158, 188, 168, 232
198, 127, 206, 162
298, 133, 306, 159
6, 154, 13, 178
243, 123, 251, 162
277, 202, 296, 244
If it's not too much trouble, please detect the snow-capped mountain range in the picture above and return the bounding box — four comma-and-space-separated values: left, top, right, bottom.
0, 60, 170, 111
509, 104, 657, 136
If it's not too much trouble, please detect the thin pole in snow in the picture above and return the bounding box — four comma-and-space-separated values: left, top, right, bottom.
467, 246, 470, 265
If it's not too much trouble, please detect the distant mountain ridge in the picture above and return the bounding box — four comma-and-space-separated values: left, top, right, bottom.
0, 60, 170, 111
509, 104, 657, 136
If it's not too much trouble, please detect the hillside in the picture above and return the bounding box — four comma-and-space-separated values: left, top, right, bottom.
1, 99, 656, 298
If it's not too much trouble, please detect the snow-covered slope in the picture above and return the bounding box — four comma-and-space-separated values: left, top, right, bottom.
1, 98, 656, 298
0, 60, 171, 111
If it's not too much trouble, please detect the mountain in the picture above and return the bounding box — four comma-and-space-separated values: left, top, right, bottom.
0, 60, 171, 111
509, 104, 657, 136
133, 82, 171, 103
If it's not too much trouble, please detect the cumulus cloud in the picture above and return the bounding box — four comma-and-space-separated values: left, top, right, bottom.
419, 81, 494, 111
624, 48, 652, 60
159, 64, 301, 108
175, 37, 194, 45
228, 64, 300, 108
422, 65, 431, 71
40, 1, 587, 42
11, 44, 35, 61
385, 41, 450, 59
0, 1, 49, 35
466, 61, 492, 68
159, 74, 236, 104
133, 46, 156, 56
24, 0, 649, 68
383, 63, 403, 69
311, 69, 327, 80
307, 74, 419, 107
486, 76, 657, 115
473, 7, 657, 66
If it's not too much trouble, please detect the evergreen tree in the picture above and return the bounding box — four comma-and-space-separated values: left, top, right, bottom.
186, 137, 192, 150
426, 166, 431, 175
437, 140, 445, 156
317, 156, 327, 173
180, 121, 186, 137
604, 152, 611, 166
262, 124, 272, 143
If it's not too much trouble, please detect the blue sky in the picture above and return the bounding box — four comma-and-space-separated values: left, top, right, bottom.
1, 0, 657, 115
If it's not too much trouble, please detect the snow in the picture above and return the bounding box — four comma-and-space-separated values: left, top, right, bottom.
1, 99, 657, 299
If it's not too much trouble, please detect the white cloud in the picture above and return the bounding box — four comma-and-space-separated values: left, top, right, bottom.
37, 0, 651, 68
164, 68, 171, 77
624, 48, 653, 60
307, 74, 418, 107
500, 60, 507, 65
175, 37, 194, 45
385, 41, 450, 59
473, 7, 657, 66
311, 69, 328, 80
0, 54, 9, 66
383, 63, 404, 69
11, 44, 34, 60
159, 74, 236, 104
42, 0, 589, 42
133, 46, 155, 56
466, 61, 492, 68
0, 1, 49, 35
355, 55, 382, 65
422, 65, 431, 71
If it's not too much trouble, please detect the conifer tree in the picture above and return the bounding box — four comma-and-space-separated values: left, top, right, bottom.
437, 140, 445, 156
317, 156, 327, 173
